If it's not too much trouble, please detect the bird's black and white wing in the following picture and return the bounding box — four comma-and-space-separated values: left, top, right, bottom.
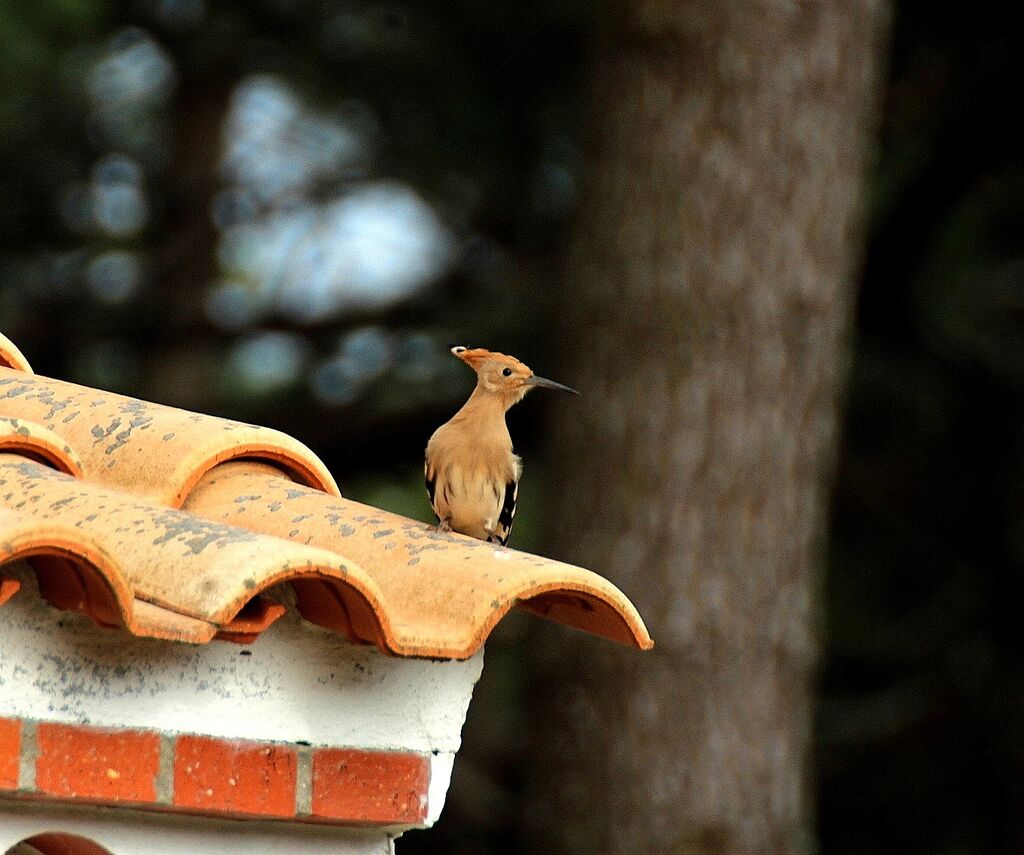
487, 479, 518, 546
424, 456, 440, 520
488, 456, 522, 546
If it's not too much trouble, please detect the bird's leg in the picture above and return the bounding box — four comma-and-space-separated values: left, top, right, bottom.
437, 518, 452, 533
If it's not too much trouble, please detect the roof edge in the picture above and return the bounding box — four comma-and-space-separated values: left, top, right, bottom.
388, 576, 653, 660
0, 333, 32, 373
517, 583, 654, 650
0, 519, 136, 632
0, 419, 83, 477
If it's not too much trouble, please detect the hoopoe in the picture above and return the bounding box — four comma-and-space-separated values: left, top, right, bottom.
425, 345, 577, 545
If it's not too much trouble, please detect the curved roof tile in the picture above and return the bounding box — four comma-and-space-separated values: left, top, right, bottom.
0, 367, 338, 504
0, 417, 83, 476
0, 453, 391, 647
184, 462, 651, 657
0, 506, 134, 631
0, 333, 31, 373
0, 341, 653, 658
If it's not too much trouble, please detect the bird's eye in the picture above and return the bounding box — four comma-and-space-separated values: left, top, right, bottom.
502, 367, 512, 377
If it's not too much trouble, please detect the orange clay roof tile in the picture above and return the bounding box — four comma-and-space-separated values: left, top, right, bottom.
185, 461, 649, 654
0, 333, 31, 373
0, 367, 337, 504
0, 344, 652, 659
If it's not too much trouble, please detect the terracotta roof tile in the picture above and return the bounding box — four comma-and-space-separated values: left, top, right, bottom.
0, 343, 652, 658
186, 462, 649, 653
0, 333, 31, 373
0, 366, 337, 505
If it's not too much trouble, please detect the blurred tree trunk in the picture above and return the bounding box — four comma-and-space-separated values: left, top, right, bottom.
526, 2, 889, 854
161, 75, 234, 305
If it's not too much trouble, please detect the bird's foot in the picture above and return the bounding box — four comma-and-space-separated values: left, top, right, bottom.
437, 519, 452, 534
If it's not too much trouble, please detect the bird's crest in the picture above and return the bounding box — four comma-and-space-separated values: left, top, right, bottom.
450, 345, 527, 373
448, 344, 577, 399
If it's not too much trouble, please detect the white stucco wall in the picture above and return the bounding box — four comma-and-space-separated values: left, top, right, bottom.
0, 799, 396, 855
0, 563, 482, 755
0, 561, 485, 844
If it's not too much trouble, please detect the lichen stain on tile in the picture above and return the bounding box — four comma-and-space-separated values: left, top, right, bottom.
104, 414, 154, 456
148, 509, 259, 555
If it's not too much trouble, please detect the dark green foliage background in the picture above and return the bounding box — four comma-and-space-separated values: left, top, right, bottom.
820, 4, 1024, 853
1, 1, 1021, 851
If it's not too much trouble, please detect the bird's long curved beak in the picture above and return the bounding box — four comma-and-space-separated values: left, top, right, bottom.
526, 375, 578, 394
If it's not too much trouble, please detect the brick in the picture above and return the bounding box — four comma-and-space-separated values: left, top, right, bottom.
173, 734, 296, 818
0, 717, 20, 790
311, 749, 429, 823
35, 723, 160, 803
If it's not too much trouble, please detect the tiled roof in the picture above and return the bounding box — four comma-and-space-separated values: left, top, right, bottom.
0, 333, 652, 659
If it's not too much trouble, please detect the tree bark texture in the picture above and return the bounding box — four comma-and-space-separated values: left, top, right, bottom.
526, 2, 889, 853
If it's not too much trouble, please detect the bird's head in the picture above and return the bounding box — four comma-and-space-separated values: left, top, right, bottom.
449, 344, 577, 407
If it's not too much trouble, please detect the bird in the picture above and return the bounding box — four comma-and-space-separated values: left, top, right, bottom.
425, 344, 577, 545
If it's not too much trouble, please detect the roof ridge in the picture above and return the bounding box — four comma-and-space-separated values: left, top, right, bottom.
0, 366, 339, 503
0, 334, 31, 373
